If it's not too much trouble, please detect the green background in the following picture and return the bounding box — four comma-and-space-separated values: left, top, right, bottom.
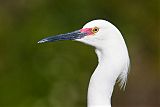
0, 0, 159, 107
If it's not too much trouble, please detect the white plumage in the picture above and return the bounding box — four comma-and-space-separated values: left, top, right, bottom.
76, 20, 130, 107
38, 19, 130, 107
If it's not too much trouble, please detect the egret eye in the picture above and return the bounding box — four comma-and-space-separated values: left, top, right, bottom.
92, 27, 99, 33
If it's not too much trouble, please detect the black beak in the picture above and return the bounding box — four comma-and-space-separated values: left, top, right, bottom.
38, 30, 87, 43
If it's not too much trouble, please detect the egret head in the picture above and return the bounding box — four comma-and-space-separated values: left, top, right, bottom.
38, 20, 121, 49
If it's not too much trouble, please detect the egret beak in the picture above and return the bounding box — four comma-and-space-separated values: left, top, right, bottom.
38, 30, 88, 43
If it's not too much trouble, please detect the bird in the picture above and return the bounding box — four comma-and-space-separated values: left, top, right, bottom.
38, 19, 130, 107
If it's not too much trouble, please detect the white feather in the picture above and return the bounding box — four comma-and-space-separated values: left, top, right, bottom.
76, 20, 130, 107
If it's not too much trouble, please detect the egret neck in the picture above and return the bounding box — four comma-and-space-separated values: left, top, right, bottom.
88, 38, 129, 107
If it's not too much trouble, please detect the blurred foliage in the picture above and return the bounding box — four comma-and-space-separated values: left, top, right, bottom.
0, 0, 159, 107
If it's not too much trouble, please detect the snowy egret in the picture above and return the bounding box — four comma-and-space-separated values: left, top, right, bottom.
38, 20, 130, 107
